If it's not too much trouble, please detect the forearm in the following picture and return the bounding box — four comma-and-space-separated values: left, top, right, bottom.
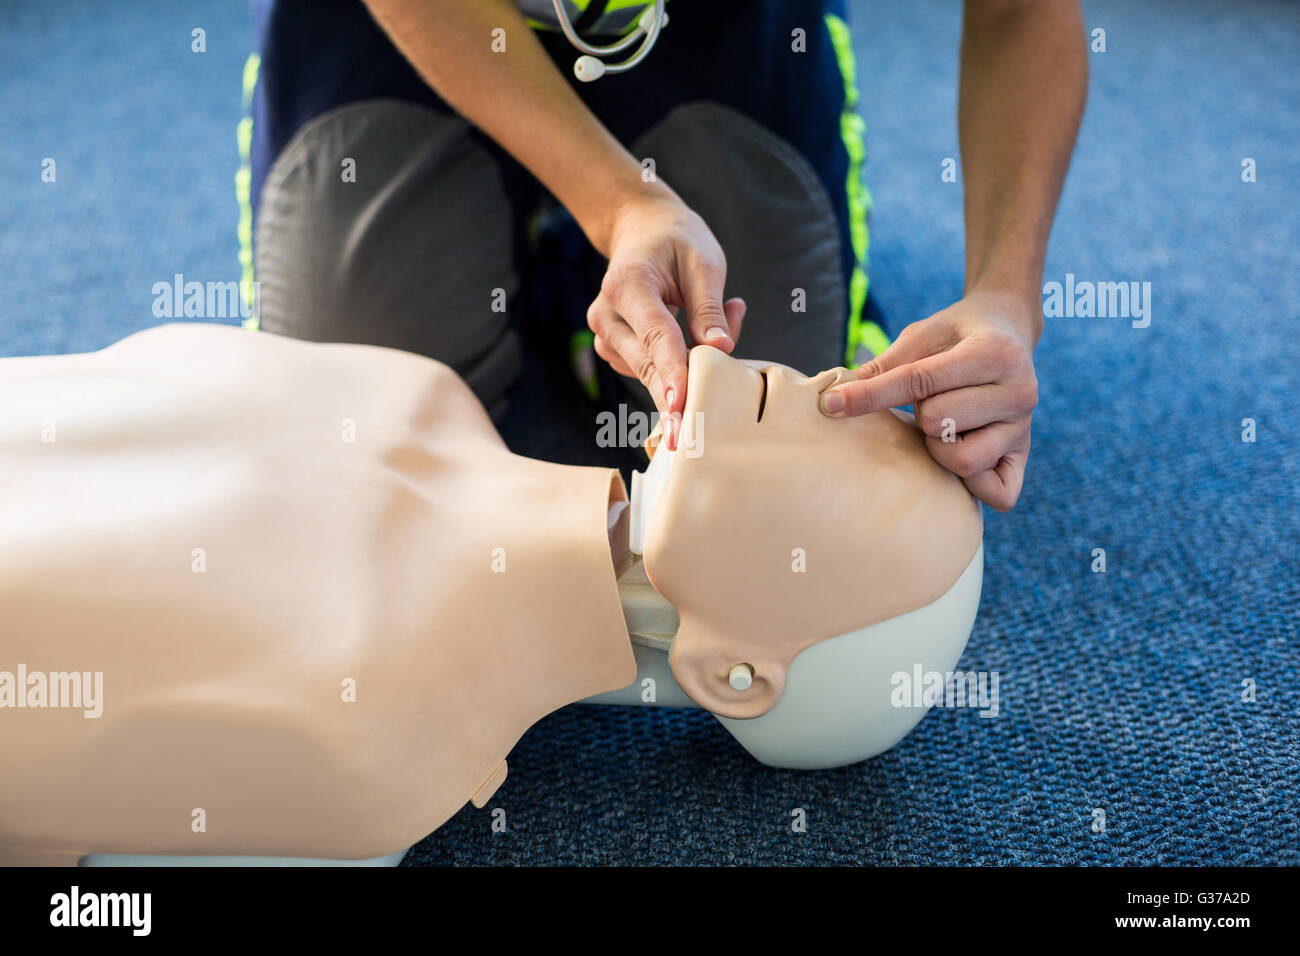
958, 0, 1087, 342
362, 0, 662, 254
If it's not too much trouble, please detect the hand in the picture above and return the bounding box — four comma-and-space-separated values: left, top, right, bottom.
819, 290, 1040, 511
587, 191, 746, 450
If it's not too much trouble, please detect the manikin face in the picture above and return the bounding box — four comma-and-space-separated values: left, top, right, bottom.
643, 346, 983, 719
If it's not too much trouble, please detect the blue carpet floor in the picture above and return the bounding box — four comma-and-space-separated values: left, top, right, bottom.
1, 0, 1296, 865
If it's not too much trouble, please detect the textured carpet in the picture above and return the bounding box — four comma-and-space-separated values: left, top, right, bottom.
1, 0, 1296, 865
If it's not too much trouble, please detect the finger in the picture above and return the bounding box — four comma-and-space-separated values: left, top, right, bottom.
586, 291, 620, 338
610, 279, 688, 416
821, 339, 1003, 417
598, 316, 671, 410
589, 295, 636, 377
924, 420, 1026, 480
963, 444, 1029, 512
853, 318, 955, 381
723, 297, 746, 343
662, 410, 681, 453
680, 256, 733, 350
593, 333, 633, 378
913, 382, 1036, 437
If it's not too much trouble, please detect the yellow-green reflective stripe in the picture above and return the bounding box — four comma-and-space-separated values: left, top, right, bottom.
570, 329, 599, 400
824, 12, 888, 366
237, 53, 260, 330
236, 116, 253, 160
242, 52, 260, 109
858, 312, 891, 358
527, 0, 663, 35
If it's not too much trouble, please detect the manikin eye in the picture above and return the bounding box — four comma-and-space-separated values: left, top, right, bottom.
756, 369, 770, 423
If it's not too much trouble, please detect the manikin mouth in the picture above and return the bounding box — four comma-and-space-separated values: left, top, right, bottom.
755, 368, 770, 423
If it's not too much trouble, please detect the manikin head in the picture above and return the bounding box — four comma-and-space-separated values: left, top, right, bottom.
640, 346, 984, 765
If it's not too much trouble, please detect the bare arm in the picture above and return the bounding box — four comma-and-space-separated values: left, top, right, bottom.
959, 0, 1088, 330
362, 0, 745, 445
822, 0, 1087, 511
364, 0, 638, 254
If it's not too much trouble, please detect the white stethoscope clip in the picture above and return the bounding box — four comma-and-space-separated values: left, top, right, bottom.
552, 0, 668, 82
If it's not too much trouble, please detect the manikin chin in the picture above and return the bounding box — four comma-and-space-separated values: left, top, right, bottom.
0, 325, 981, 866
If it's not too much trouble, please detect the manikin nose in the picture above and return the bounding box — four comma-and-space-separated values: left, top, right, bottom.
808, 366, 855, 393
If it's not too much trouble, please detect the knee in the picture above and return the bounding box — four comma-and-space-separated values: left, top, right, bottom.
254, 99, 522, 404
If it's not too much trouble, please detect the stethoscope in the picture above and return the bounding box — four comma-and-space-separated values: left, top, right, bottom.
551, 0, 668, 82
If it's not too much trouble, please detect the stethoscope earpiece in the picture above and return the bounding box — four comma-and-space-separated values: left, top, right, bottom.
551, 0, 667, 82
573, 54, 606, 82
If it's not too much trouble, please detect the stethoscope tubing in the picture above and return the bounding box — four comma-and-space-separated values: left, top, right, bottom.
550, 0, 666, 77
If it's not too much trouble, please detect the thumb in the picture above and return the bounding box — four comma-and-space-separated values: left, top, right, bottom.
682, 258, 735, 352
854, 318, 950, 380
723, 297, 746, 342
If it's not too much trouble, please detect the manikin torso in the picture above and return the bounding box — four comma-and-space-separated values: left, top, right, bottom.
0, 324, 982, 865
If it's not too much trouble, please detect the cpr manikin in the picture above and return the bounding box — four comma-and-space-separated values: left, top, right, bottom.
0, 324, 982, 866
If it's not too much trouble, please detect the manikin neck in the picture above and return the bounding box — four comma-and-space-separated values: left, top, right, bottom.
612, 443, 678, 650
